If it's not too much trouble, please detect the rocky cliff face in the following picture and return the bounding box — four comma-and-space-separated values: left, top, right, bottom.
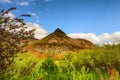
26, 28, 95, 54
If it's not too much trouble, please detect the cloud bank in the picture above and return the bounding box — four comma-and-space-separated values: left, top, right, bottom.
68, 32, 120, 44
4, 12, 15, 19
0, 0, 11, 3
26, 22, 47, 39
2, 12, 45, 39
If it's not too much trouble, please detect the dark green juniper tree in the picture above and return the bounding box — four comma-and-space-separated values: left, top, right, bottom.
0, 7, 35, 74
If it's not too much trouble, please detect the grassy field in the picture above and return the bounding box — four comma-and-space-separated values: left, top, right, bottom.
1, 44, 120, 80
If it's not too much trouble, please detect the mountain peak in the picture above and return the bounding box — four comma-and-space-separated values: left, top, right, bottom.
55, 28, 63, 32
54, 28, 66, 36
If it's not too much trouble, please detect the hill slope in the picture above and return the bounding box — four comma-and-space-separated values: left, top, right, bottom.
26, 28, 95, 54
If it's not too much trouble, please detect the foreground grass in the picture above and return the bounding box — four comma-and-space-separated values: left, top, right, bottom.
2, 44, 120, 80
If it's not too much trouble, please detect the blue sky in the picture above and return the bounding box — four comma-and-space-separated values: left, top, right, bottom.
0, 0, 120, 44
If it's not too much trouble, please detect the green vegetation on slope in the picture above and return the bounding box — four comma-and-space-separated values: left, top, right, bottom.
1, 43, 120, 80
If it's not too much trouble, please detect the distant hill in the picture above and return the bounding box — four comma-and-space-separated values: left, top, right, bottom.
25, 28, 95, 54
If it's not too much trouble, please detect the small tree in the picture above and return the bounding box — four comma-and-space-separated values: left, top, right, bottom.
40, 58, 58, 80
0, 7, 35, 74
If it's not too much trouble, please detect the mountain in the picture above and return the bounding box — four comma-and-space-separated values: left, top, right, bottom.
25, 28, 95, 54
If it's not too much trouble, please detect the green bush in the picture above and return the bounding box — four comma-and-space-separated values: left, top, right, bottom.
64, 44, 120, 73
1, 52, 42, 80
39, 58, 59, 80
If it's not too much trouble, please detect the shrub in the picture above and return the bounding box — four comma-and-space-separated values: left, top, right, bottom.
67, 44, 120, 73
0, 7, 35, 77
39, 58, 59, 80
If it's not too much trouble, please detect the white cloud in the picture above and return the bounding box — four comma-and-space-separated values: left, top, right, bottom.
98, 32, 120, 43
68, 32, 120, 44
68, 33, 100, 44
18, 1, 29, 6
26, 22, 47, 39
27, 11, 39, 19
0, 0, 11, 3
111, 32, 120, 41
44, 0, 51, 3
4, 12, 15, 19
